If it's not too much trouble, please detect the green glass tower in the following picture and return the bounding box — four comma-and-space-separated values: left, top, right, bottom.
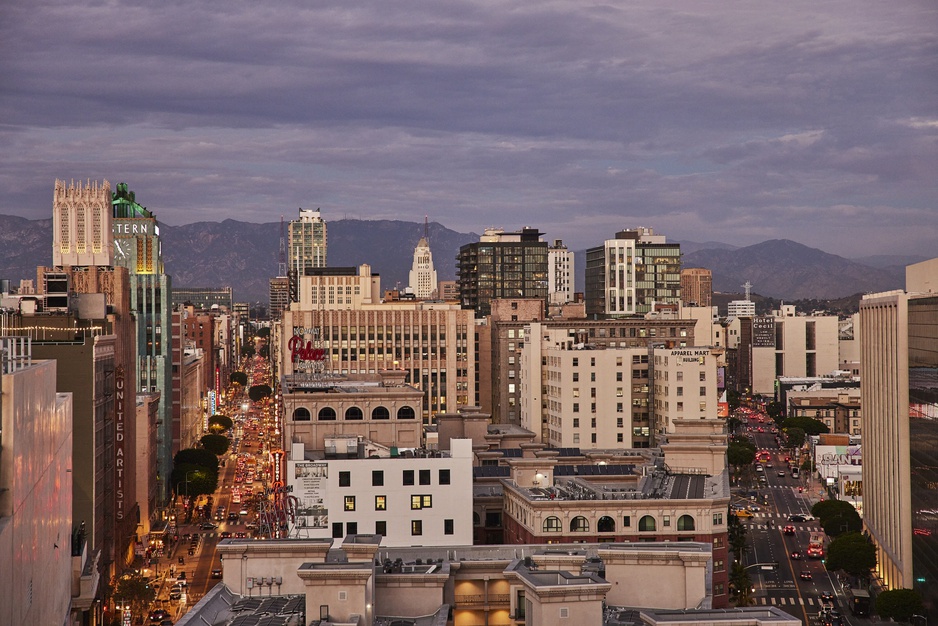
111, 183, 174, 510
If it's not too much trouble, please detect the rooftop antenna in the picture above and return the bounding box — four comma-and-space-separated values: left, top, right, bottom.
278, 214, 287, 277
742, 281, 753, 301
424, 215, 429, 241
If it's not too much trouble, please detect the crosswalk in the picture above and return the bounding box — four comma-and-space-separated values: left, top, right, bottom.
756, 596, 824, 606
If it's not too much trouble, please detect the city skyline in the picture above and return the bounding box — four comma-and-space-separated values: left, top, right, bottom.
0, 0, 936, 259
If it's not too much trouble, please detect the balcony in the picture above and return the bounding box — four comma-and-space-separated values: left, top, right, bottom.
454, 593, 511, 608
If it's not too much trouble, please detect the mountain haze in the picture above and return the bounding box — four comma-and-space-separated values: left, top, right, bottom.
0, 215, 909, 304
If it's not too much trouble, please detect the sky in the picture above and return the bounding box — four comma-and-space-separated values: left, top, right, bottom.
1, 0, 936, 257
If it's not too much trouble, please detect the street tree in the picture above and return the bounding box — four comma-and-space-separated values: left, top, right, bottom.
113, 571, 156, 618
173, 448, 219, 472
825, 532, 876, 580
207, 414, 233, 433
875, 588, 925, 623
765, 400, 784, 422
249, 383, 272, 402
812, 500, 862, 537
728, 441, 756, 468
781, 416, 829, 436
200, 434, 230, 456
729, 563, 754, 606
256, 327, 271, 338
784, 427, 806, 449
230, 371, 248, 386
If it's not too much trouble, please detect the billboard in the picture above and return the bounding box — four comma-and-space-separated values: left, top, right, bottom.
752, 316, 776, 348
292, 462, 329, 529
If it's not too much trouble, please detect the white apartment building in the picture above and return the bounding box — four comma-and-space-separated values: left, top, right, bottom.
547, 239, 574, 305
652, 346, 721, 435
286, 438, 474, 547
751, 305, 839, 395
727, 299, 756, 318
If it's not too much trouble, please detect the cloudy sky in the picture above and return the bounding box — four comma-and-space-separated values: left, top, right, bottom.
1, 0, 935, 257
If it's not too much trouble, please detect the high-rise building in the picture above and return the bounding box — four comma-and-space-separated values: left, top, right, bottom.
408, 223, 437, 299
860, 257, 938, 613
457, 227, 548, 317
681, 268, 712, 307
288, 208, 327, 274
111, 182, 174, 508
584, 228, 681, 317
171, 286, 234, 311
269, 276, 290, 321
548, 239, 574, 305
53, 179, 113, 266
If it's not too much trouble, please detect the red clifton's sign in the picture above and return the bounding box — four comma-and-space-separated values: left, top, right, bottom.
288, 336, 326, 362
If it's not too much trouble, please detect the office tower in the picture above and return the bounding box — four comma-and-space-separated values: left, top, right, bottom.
456, 227, 548, 317
437, 280, 459, 301
52, 179, 113, 266
584, 228, 681, 317
269, 276, 290, 321
681, 268, 712, 307
111, 182, 174, 513
548, 239, 574, 305
289, 208, 327, 272
408, 222, 438, 299
860, 257, 938, 612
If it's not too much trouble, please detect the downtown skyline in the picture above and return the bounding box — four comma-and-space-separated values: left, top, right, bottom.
0, 0, 936, 258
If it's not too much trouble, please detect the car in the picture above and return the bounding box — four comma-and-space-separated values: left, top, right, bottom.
820, 591, 834, 603
240, 509, 249, 516
211, 568, 223, 578
733, 509, 754, 518
235, 531, 247, 538
747, 504, 761, 512
149, 609, 170, 622
220, 531, 232, 538
200, 522, 218, 530
788, 514, 808, 522
169, 591, 182, 600
228, 512, 239, 522
800, 570, 813, 580
777, 471, 786, 477
790, 550, 804, 560
783, 525, 796, 535
755, 465, 764, 472
178, 556, 185, 564
187, 548, 195, 556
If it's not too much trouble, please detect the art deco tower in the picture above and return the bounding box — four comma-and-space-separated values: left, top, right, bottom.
53, 179, 113, 266
408, 218, 437, 299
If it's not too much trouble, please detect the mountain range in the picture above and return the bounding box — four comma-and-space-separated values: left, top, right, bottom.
0, 214, 920, 304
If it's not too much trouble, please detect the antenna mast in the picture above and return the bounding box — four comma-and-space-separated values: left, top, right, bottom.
424, 215, 429, 240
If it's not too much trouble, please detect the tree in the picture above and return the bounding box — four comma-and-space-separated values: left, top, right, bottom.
256, 327, 271, 338
781, 416, 829, 436
174, 448, 219, 472
230, 371, 248, 386
170, 463, 218, 500
784, 427, 806, 449
207, 414, 233, 433
812, 500, 862, 537
728, 440, 756, 468
825, 532, 876, 580
249, 384, 272, 402
729, 563, 754, 606
875, 588, 925, 623
241, 343, 256, 357
259, 344, 270, 358
200, 434, 230, 456
766, 400, 784, 421
113, 572, 156, 618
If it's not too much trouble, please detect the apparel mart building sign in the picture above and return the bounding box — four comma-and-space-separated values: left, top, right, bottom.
667, 348, 713, 363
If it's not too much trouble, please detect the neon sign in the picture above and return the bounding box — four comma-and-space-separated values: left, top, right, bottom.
288, 336, 326, 363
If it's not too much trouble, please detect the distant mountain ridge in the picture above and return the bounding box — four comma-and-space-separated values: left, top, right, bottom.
0, 215, 910, 303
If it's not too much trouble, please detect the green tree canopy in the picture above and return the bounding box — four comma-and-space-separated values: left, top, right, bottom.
766, 400, 784, 421
173, 448, 219, 472
875, 588, 925, 623
249, 384, 273, 402
825, 532, 876, 579
170, 463, 218, 499
113, 572, 156, 618
812, 500, 862, 537
781, 416, 829, 436
727, 440, 757, 468
230, 371, 248, 386
784, 427, 806, 449
241, 343, 256, 357
207, 414, 233, 433
256, 326, 271, 338
200, 434, 230, 456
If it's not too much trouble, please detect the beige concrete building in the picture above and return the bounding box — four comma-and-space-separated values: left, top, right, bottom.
52, 178, 113, 267
652, 346, 721, 435
548, 239, 575, 305
860, 257, 938, 611
680, 268, 712, 307
787, 389, 861, 435
750, 305, 840, 395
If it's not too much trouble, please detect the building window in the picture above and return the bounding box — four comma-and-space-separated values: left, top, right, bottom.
375, 496, 387, 511
617, 433, 623, 443
663, 515, 670, 527
345, 406, 364, 420
372, 470, 384, 486
573, 418, 579, 428
676, 387, 683, 396
375, 521, 387, 536
403, 470, 414, 486
411, 520, 423, 536
714, 559, 724, 572
699, 386, 706, 396
318, 407, 337, 421
444, 519, 454, 535
411, 495, 432, 509
623, 515, 631, 527
570, 516, 589, 532
713, 513, 723, 525
397, 406, 416, 419
677, 515, 695, 531
597, 516, 616, 532
346, 522, 358, 535
419, 469, 431, 485
699, 371, 706, 381
339, 471, 351, 487
439, 469, 451, 485
573, 403, 580, 413
332, 522, 343, 539
573, 433, 580, 443
292, 407, 311, 421
372, 405, 390, 419
714, 536, 724, 548
638, 515, 656, 531
543, 516, 562, 532
344, 496, 356, 511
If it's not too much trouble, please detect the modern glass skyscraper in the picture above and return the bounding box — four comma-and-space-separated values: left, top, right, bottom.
111, 182, 173, 507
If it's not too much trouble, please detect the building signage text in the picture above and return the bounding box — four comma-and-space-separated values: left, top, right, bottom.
115, 365, 126, 521
752, 316, 776, 348
288, 336, 326, 363
113, 221, 151, 235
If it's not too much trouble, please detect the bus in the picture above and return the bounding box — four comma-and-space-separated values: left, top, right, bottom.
807, 532, 825, 559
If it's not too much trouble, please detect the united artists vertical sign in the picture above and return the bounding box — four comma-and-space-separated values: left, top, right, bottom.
115, 365, 126, 521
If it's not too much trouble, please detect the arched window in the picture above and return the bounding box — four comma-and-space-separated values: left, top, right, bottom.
397, 406, 416, 420
318, 407, 336, 421
570, 516, 589, 532
543, 516, 562, 532
372, 406, 390, 420
473, 512, 481, 526
638, 515, 657, 532
677, 515, 695, 531
597, 516, 616, 533
345, 406, 363, 420
292, 407, 311, 421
